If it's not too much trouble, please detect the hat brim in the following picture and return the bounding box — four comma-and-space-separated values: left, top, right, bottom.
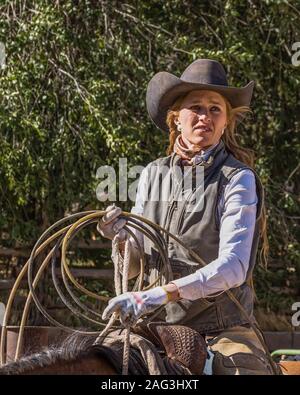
146, 71, 255, 132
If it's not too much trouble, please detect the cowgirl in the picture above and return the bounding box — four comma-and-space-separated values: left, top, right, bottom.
98, 59, 274, 375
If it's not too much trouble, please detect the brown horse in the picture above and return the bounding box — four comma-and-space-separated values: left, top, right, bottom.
0, 333, 149, 375
2, 328, 298, 375
0, 322, 209, 375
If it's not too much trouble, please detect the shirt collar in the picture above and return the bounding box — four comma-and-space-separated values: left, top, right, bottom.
193, 141, 220, 165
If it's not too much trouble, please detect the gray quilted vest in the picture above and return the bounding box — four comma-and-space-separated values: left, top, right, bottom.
141, 140, 263, 333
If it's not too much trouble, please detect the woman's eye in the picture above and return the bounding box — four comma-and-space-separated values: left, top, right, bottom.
190, 105, 221, 112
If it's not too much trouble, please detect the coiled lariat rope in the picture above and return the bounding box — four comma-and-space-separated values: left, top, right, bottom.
0, 210, 278, 375
0, 211, 171, 367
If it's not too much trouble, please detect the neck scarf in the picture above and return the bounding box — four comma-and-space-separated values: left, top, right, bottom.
173, 134, 219, 166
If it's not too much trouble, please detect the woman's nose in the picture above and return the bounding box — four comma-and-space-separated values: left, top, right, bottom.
198, 111, 211, 123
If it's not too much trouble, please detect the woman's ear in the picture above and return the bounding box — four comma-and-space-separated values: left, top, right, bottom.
174, 118, 182, 132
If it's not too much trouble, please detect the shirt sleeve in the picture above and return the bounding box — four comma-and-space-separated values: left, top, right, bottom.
129, 164, 150, 248
172, 169, 258, 300
130, 165, 150, 216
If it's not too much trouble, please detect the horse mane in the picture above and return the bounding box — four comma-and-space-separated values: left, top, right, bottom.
0, 332, 124, 375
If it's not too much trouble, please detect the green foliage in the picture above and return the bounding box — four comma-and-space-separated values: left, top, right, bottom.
0, 0, 299, 321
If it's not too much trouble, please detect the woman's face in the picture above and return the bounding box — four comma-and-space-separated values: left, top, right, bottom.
177, 90, 228, 149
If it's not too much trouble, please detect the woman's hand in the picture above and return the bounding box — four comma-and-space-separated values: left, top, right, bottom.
97, 205, 127, 241
102, 287, 170, 325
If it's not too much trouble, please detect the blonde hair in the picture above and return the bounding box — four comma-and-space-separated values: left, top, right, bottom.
166, 92, 269, 269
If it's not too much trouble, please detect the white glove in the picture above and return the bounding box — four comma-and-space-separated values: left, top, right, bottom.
102, 287, 168, 325
97, 205, 127, 241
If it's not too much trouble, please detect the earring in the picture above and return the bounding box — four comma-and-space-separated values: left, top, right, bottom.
176, 123, 182, 132
221, 126, 226, 135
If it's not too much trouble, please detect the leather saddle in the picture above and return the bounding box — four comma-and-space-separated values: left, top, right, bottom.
133, 322, 207, 375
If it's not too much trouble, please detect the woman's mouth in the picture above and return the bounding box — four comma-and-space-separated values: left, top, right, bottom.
193, 125, 212, 132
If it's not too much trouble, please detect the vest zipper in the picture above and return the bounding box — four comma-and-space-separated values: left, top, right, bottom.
166, 200, 177, 231
171, 163, 197, 236
168, 160, 204, 238
175, 188, 195, 235
165, 200, 178, 243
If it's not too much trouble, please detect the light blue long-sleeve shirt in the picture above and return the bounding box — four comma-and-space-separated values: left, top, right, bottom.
131, 145, 258, 300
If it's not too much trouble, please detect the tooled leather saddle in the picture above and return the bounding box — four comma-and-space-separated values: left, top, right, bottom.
133, 322, 207, 375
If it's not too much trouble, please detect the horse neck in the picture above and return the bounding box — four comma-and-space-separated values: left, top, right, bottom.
20, 355, 117, 375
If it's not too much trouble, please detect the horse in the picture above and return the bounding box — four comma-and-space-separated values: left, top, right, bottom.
0, 332, 149, 375
0, 324, 207, 375
1, 325, 298, 375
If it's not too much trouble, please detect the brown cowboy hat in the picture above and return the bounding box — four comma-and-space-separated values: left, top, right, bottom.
146, 58, 254, 132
